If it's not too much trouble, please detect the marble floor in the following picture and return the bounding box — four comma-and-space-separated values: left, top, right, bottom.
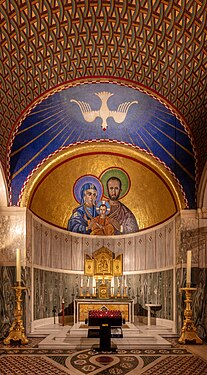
32, 320, 175, 350
1, 320, 207, 374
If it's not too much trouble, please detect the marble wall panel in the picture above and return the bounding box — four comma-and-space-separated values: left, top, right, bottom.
82, 236, 94, 258
0, 266, 31, 339
33, 268, 80, 320
124, 237, 136, 272
51, 231, 62, 269
125, 270, 174, 320
71, 236, 83, 270
135, 234, 146, 270
61, 233, 72, 270
33, 220, 42, 265
103, 238, 115, 253
199, 226, 207, 268
165, 221, 174, 267
110, 237, 125, 257
145, 232, 156, 270
92, 238, 105, 253
32, 268, 175, 321
0, 208, 26, 265
26, 209, 32, 266
41, 227, 52, 268
155, 226, 166, 268
0, 266, 15, 338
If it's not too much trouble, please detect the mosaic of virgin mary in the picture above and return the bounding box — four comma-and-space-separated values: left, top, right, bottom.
67, 176, 103, 234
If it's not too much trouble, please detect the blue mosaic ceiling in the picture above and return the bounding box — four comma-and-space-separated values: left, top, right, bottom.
10, 83, 195, 207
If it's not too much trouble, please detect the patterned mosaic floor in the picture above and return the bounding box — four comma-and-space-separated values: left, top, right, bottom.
1, 338, 207, 375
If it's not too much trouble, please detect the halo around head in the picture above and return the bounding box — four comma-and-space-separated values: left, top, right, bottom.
73, 175, 103, 204
96, 200, 111, 214
100, 168, 130, 199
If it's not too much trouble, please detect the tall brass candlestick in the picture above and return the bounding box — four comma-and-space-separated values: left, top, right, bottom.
178, 287, 202, 345
186, 250, 192, 287
79, 286, 83, 297
16, 248, 21, 283
4, 283, 28, 345
123, 286, 128, 298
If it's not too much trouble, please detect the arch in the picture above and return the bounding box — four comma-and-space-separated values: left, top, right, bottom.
0, 163, 9, 206
197, 160, 207, 211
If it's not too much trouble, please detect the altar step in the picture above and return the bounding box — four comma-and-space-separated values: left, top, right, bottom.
36, 323, 172, 349
68, 322, 142, 338
38, 334, 171, 350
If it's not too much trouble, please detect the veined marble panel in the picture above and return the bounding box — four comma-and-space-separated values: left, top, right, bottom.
112, 237, 125, 257
124, 237, 136, 271
155, 226, 166, 268
145, 232, 156, 270
165, 221, 174, 267
33, 220, 43, 265
71, 235, 83, 270
42, 227, 52, 268
51, 231, 62, 269
135, 234, 146, 270
82, 236, 94, 257
61, 233, 72, 270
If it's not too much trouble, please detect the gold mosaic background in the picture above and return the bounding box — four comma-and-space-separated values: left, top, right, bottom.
21, 142, 186, 230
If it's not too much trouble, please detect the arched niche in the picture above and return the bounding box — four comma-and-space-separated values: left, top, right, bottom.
19, 141, 187, 231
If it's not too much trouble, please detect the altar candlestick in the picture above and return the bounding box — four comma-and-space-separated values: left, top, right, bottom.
186, 250, 192, 286
93, 277, 96, 288
62, 298, 65, 326
16, 248, 21, 282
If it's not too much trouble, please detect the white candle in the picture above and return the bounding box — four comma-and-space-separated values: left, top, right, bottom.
93, 277, 96, 288
16, 248, 21, 282
186, 250, 192, 286
80, 277, 83, 288
111, 277, 114, 288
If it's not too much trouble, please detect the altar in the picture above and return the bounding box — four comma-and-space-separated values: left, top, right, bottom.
74, 298, 134, 324
73, 248, 134, 325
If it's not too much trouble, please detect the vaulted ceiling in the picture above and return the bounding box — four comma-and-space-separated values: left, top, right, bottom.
1, 0, 207, 207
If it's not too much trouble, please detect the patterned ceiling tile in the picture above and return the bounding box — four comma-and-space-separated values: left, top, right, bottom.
0, 0, 206, 182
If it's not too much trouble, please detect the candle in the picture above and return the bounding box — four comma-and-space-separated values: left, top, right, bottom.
80, 277, 83, 288
16, 248, 21, 282
186, 250, 192, 286
93, 277, 96, 288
